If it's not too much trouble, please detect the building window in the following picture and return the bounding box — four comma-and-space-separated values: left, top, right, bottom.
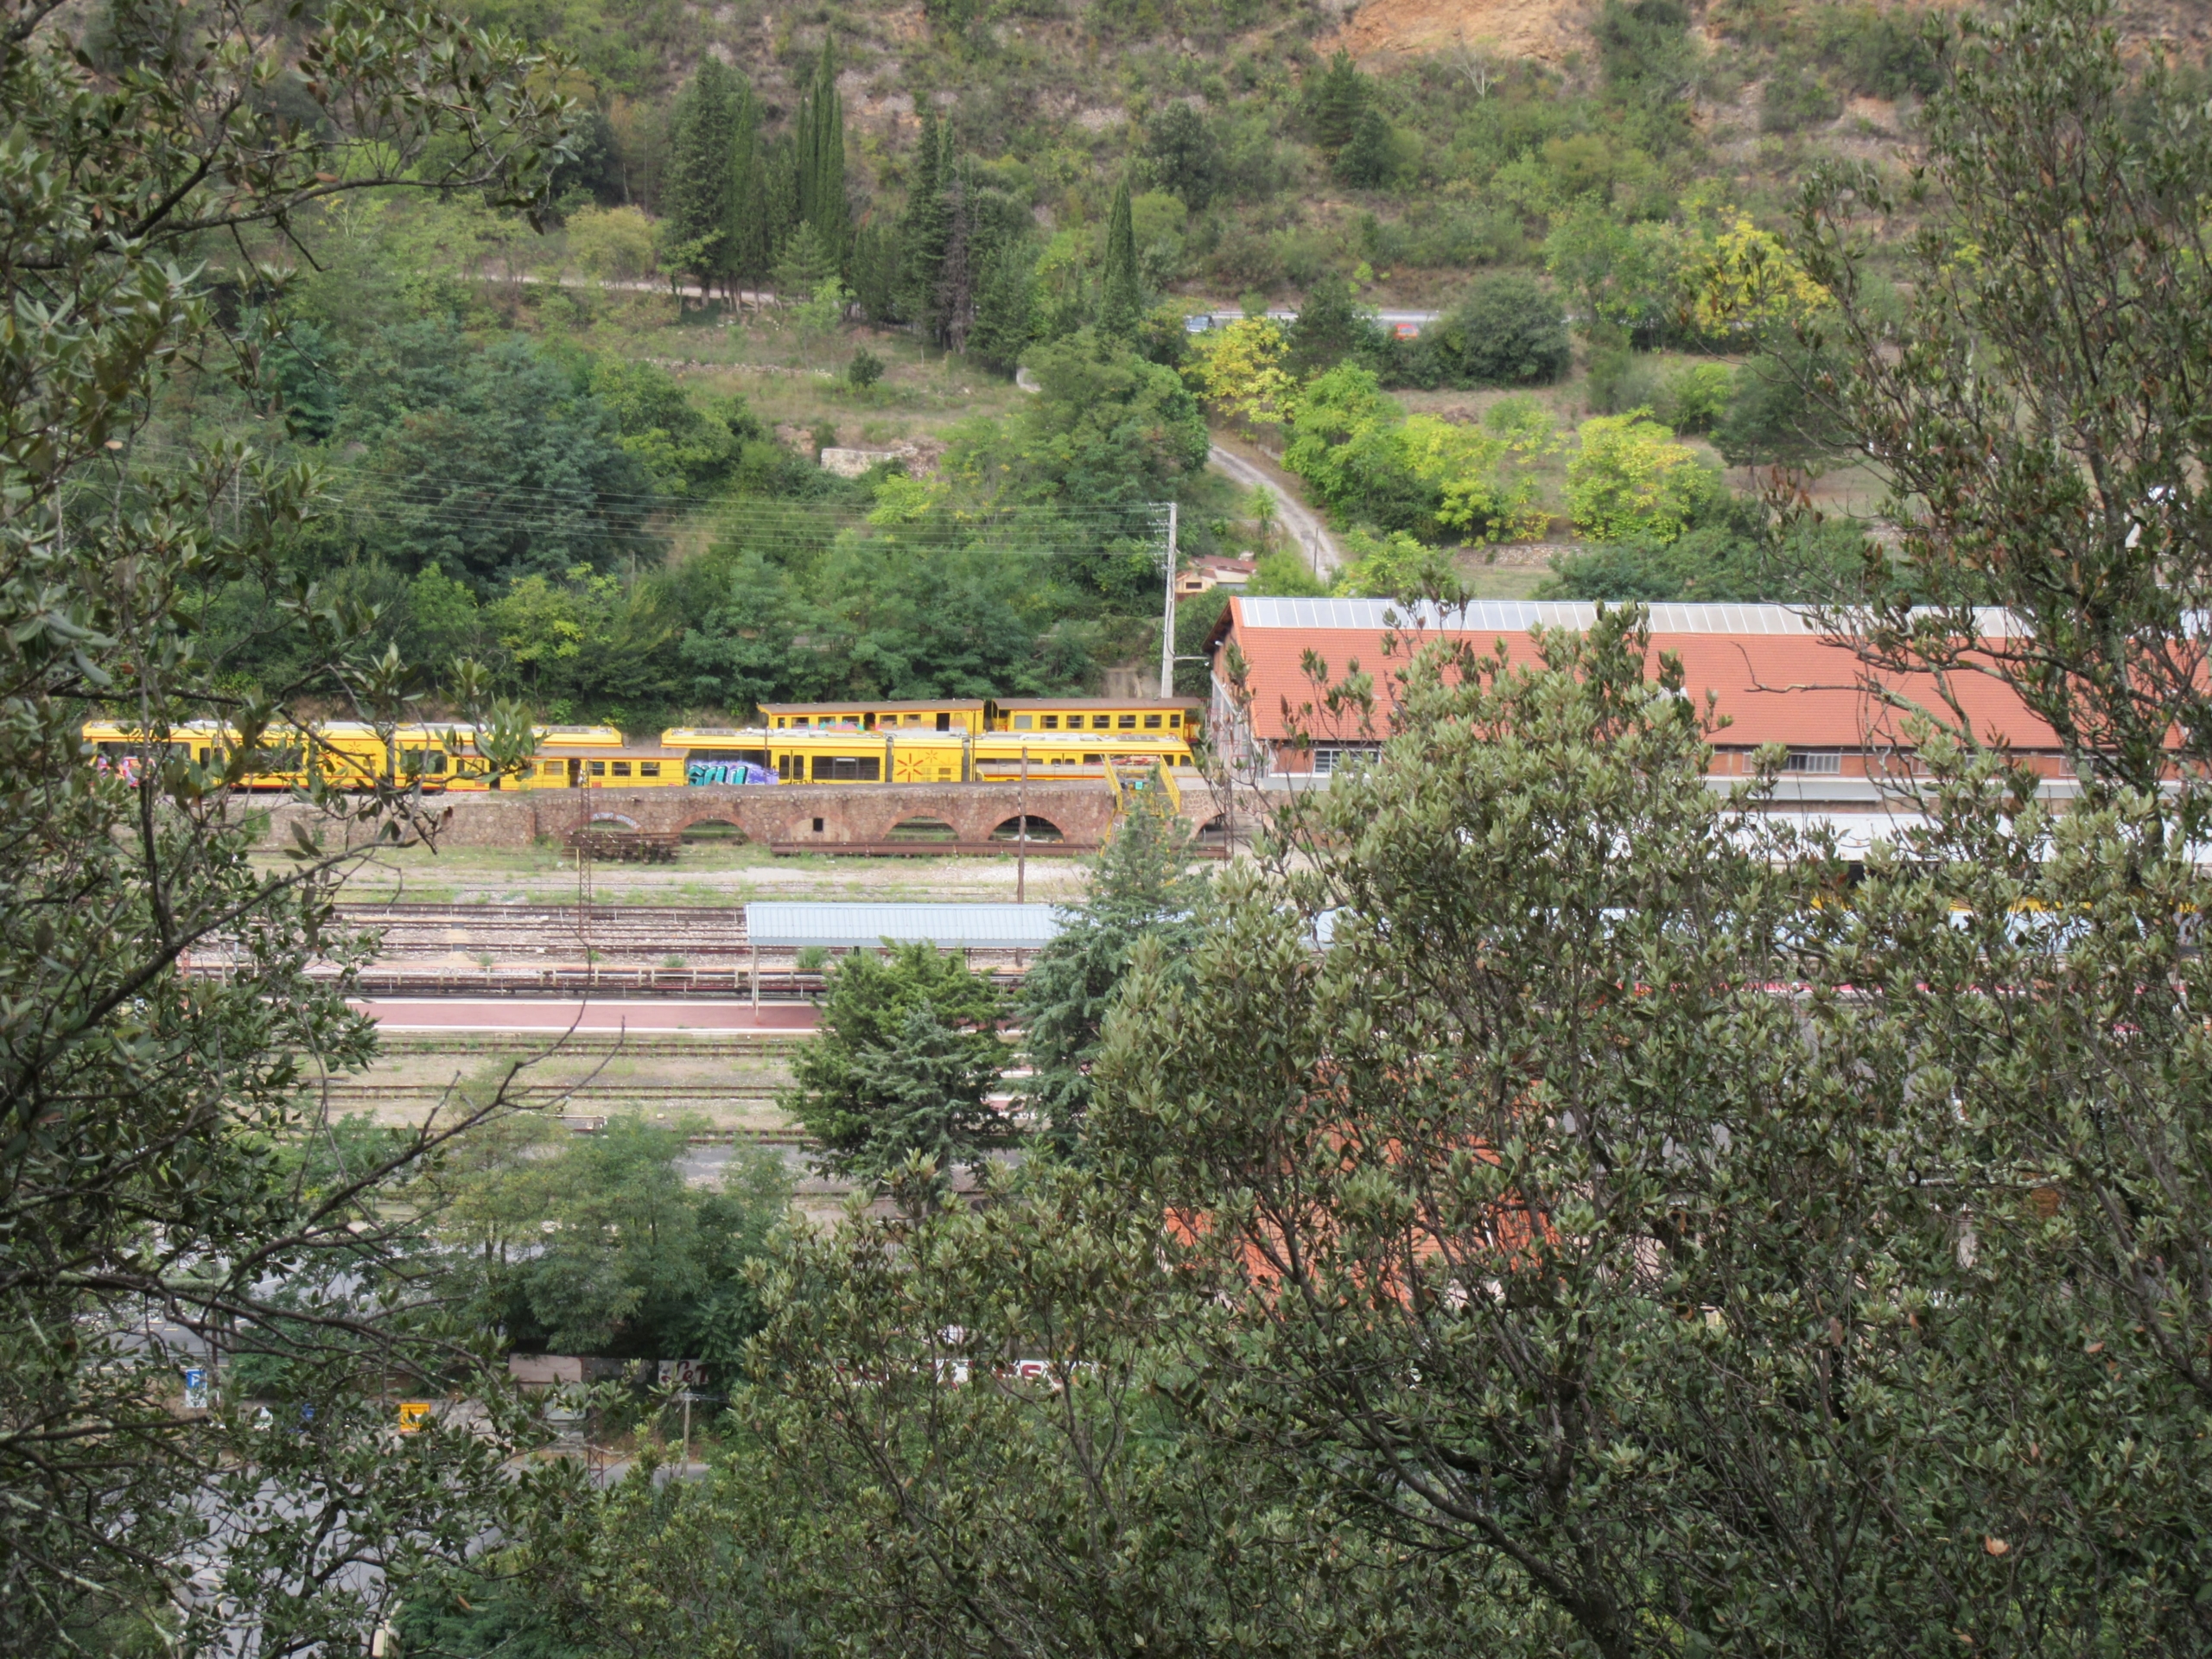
1784, 750, 1843, 774
811, 817, 824, 833
1144, 714, 1161, 728
1312, 747, 1376, 776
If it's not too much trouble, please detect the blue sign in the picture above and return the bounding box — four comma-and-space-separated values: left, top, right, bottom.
182, 1368, 208, 1409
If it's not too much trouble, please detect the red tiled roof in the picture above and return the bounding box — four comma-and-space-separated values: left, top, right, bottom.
1218, 601, 2063, 750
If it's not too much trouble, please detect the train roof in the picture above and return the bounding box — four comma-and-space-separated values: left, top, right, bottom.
758, 699, 987, 714
990, 696, 1203, 709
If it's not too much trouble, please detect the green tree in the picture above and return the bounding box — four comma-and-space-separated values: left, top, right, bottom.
1143, 101, 1222, 208
1020, 810, 1208, 1151
1414, 274, 1572, 387
782, 944, 1009, 1189
1284, 270, 1386, 378
970, 332, 1211, 512
897, 107, 952, 336
335, 324, 661, 594
795, 37, 849, 270
663, 61, 747, 292
1333, 105, 1401, 188
1304, 48, 1370, 153
0, 0, 569, 1646
442, 1114, 790, 1373
1097, 175, 1143, 340
1566, 410, 1723, 542
969, 238, 1039, 375
1711, 345, 1850, 468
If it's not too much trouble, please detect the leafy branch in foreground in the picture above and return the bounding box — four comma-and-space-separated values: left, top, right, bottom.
0, 0, 578, 1649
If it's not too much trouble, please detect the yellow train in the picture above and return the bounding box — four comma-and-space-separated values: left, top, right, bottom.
81, 720, 629, 791
756, 696, 1205, 739
660, 725, 1195, 785
83, 700, 1206, 793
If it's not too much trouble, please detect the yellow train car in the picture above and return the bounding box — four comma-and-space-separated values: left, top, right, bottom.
988, 696, 1203, 737
970, 731, 1193, 778
82, 720, 629, 791
759, 699, 989, 734
663, 725, 1194, 786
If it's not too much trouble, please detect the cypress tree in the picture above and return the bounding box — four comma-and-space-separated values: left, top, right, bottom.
851, 220, 902, 325
795, 39, 849, 270
664, 62, 741, 292
937, 155, 976, 354
1097, 175, 1142, 340
898, 109, 951, 339
969, 239, 1036, 376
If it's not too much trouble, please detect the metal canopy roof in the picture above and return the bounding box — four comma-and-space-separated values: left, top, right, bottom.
744, 902, 1064, 951
1232, 598, 2030, 637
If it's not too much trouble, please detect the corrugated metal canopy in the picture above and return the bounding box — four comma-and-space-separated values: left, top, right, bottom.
1232, 598, 2029, 637
744, 902, 1064, 951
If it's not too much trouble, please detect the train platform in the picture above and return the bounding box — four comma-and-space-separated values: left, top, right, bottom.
352, 997, 819, 1033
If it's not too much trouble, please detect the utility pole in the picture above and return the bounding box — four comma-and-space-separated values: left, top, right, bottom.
1016, 745, 1028, 904
1158, 501, 1179, 698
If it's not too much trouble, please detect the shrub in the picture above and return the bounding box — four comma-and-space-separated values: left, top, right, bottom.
1659, 361, 1733, 433
847, 349, 885, 390
1761, 62, 1842, 132
1415, 275, 1571, 388
1144, 103, 1222, 208
1566, 411, 1723, 542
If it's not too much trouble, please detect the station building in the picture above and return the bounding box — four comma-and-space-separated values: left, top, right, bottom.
1204, 597, 2076, 856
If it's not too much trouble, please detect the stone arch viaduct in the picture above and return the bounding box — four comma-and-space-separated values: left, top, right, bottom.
256, 779, 1214, 852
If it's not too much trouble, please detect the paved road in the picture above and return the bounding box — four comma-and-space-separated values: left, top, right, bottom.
1208, 443, 1343, 576
352, 998, 817, 1033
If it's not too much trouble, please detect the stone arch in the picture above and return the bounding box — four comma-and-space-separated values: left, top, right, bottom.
991, 815, 1065, 842
588, 811, 639, 830
678, 815, 747, 840
887, 816, 958, 842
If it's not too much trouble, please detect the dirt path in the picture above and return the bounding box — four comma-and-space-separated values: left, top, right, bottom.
1208, 440, 1344, 576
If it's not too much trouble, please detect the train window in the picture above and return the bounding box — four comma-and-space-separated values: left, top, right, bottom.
1013, 715, 1033, 729
401, 748, 448, 774
1167, 712, 1181, 728
588, 760, 606, 777
612, 762, 632, 778
1118, 715, 1136, 729
540, 761, 560, 776
640, 762, 660, 779
1043, 715, 1058, 730
1083, 753, 1103, 764
1092, 716, 1111, 730
1144, 714, 1161, 729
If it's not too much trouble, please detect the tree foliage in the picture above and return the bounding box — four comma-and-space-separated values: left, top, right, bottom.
782, 944, 1009, 1189
0, 0, 574, 1645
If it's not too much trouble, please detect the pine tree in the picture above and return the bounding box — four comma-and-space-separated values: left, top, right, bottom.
1097, 175, 1142, 340
898, 109, 951, 340
665, 62, 742, 292
794, 38, 849, 270
937, 156, 980, 353
969, 239, 1037, 376
772, 221, 840, 301
851, 220, 902, 325
1305, 48, 1369, 154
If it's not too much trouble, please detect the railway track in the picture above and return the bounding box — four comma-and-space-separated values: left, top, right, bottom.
325, 1083, 783, 1103
187, 905, 1037, 986
373, 1033, 804, 1058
